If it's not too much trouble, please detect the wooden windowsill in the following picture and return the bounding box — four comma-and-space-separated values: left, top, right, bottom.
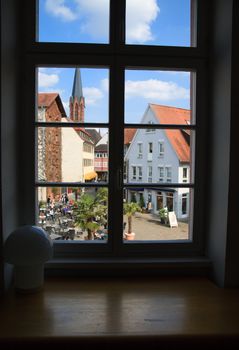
1, 276, 239, 348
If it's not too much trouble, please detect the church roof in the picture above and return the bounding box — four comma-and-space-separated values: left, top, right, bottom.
150, 104, 190, 163
71, 68, 83, 101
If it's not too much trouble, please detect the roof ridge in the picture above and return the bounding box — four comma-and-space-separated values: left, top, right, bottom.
149, 103, 190, 111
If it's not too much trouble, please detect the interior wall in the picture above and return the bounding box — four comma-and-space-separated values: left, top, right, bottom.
207, 0, 233, 287
224, 0, 239, 287
0, 0, 20, 293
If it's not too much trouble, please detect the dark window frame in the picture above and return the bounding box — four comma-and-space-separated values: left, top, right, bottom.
18, 0, 209, 262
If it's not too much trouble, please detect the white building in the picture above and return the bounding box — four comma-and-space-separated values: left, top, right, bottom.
61, 120, 95, 183
124, 104, 191, 220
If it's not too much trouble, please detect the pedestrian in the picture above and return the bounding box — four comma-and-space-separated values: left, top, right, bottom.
64, 193, 69, 204
49, 207, 54, 221
47, 196, 51, 207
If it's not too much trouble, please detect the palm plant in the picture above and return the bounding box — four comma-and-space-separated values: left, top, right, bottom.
123, 201, 141, 234
74, 188, 107, 240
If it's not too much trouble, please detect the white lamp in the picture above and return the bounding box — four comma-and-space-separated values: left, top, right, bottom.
4, 225, 53, 293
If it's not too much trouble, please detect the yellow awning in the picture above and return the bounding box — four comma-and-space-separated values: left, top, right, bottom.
84, 171, 97, 180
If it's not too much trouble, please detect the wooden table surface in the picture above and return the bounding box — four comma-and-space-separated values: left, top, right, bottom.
1, 276, 239, 348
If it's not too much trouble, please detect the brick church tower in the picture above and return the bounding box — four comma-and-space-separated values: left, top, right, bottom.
69, 68, 85, 122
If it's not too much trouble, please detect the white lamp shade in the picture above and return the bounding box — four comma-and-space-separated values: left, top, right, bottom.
4, 225, 53, 292
4, 225, 53, 266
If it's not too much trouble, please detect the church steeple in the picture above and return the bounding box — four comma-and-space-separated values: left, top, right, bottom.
69, 68, 85, 122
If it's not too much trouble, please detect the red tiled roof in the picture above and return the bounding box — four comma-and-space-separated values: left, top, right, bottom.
124, 128, 137, 145
150, 104, 190, 162
38, 93, 59, 107
150, 104, 190, 125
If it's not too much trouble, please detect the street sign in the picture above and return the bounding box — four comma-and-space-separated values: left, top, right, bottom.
168, 211, 178, 228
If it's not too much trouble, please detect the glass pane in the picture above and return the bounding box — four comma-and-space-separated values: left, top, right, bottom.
126, 0, 193, 47
37, 187, 108, 241
123, 187, 193, 241
125, 69, 193, 124
37, 127, 108, 183
124, 128, 194, 184
37, 67, 109, 123
38, 0, 110, 44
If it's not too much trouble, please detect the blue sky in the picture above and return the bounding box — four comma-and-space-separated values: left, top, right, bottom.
38, 1, 191, 123
39, 0, 191, 46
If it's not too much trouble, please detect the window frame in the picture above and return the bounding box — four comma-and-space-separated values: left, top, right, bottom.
19, 0, 209, 261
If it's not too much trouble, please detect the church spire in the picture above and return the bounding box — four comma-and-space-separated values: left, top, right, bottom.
72, 68, 83, 100
69, 68, 85, 122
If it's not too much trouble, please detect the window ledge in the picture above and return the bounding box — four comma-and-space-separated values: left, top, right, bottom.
45, 257, 212, 277
1, 276, 239, 347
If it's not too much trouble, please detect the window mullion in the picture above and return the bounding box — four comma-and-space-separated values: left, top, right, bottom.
108, 62, 125, 254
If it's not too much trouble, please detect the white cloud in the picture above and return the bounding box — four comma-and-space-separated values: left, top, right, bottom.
44, 0, 159, 43
126, 0, 160, 43
74, 0, 109, 39
45, 0, 77, 22
38, 71, 59, 88
125, 79, 189, 101
84, 87, 104, 105
101, 78, 109, 92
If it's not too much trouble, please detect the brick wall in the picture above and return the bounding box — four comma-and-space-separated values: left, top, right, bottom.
45, 100, 62, 198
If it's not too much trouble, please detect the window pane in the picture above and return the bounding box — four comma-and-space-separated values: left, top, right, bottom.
38, 0, 110, 44
124, 128, 194, 184
37, 186, 108, 241
123, 187, 193, 241
126, 0, 193, 47
124, 70, 194, 124
37, 127, 108, 183
37, 67, 109, 123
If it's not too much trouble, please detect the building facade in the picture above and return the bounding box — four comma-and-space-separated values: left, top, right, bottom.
37, 68, 97, 202
94, 132, 108, 181
124, 104, 191, 220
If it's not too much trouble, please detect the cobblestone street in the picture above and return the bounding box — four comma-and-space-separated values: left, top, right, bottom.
124, 212, 189, 241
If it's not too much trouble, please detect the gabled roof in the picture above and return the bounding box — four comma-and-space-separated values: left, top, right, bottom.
38, 93, 59, 107
74, 127, 95, 144
95, 144, 108, 152
124, 128, 137, 145
150, 104, 190, 163
86, 129, 102, 145
150, 104, 190, 124
38, 93, 67, 118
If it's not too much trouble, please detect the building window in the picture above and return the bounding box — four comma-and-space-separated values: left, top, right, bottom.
146, 121, 155, 132
157, 192, 164, 211
158, 167, 164, 182
166, 192, 174, 211
138, 166, 142, 180
19, 0, 208, 260
132, 166, 136, 180
148, 166, 153, 183
158, 142, 164, 157
182, 167, 188, 183
137, 142, 143, 158
182, 193, 188, 215
148, 142, 153, 153
165, 167, 172, 182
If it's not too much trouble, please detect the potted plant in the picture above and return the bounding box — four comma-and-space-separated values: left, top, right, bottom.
74, 188, 107, 240
123, 201, 141, 240
139, 195, 146, 212
159, 207, 168, 224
